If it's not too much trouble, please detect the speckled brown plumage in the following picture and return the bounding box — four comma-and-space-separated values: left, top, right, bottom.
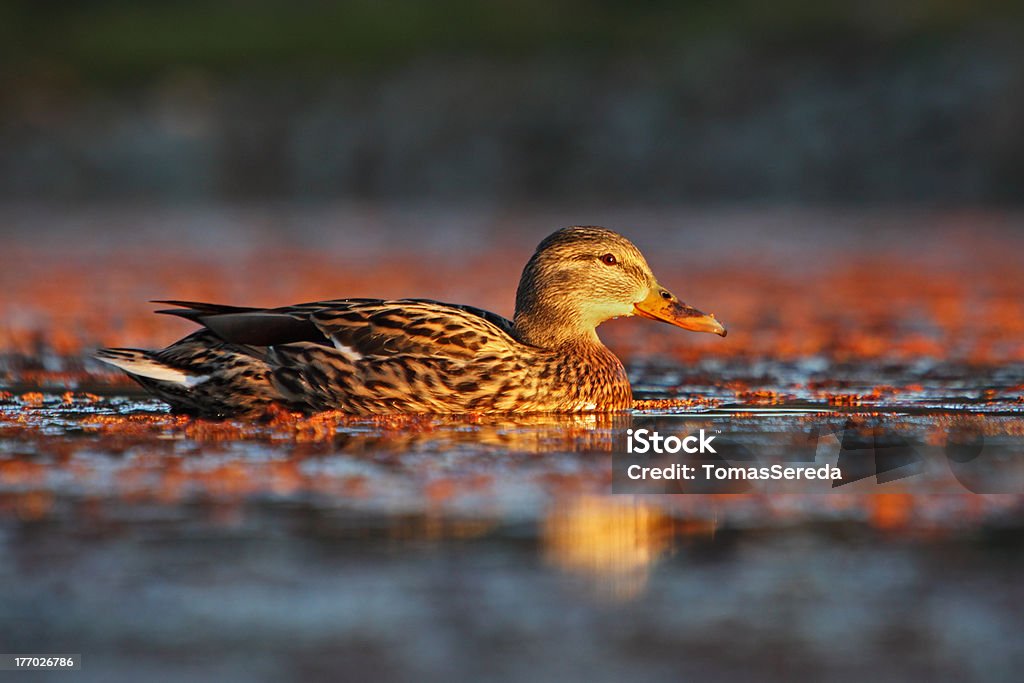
96, 227, 726, 417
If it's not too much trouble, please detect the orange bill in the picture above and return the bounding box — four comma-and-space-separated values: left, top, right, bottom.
633, 287, 727, 337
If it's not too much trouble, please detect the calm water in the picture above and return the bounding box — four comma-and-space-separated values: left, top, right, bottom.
2, 361, 1023, 682
1, 205, 1023, 681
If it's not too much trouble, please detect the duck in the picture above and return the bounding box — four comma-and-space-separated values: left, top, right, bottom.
96, 226, 726, 417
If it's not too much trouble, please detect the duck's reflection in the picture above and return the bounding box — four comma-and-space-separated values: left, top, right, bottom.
323, 412, 636, 455
541, 494, 715, 601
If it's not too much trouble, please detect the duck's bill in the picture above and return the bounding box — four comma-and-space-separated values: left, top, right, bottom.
633, 291, 727, 337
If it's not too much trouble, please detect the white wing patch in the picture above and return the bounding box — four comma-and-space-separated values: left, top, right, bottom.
96, 354, 211, 388
331, 338, 363, 362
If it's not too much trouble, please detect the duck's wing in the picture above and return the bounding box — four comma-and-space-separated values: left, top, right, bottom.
155, 298, 520, 359
308, 299, 519, 359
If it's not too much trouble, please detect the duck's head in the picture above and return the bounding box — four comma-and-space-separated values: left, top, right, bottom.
513, 226, 727, 348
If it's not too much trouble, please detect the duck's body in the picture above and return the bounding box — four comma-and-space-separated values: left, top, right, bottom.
97, 227, 725, 417
98, 298, 632, 416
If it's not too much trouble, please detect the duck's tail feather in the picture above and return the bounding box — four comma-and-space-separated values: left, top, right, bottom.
94, 348, 211, 388
96, 335, 284, 417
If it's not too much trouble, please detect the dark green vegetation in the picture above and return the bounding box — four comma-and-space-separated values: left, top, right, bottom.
4, 0, 1023, 82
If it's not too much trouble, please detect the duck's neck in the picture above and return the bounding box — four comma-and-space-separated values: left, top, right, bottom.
514, 302, 632, 410
513, 307, 601, 349
513, 264, 604, 349
521, 324, 632, 411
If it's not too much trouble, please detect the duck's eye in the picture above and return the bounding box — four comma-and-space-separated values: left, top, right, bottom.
599, 253, 618, 266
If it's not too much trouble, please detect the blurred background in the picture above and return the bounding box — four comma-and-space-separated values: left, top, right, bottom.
2, 0, 1023, 205
4, 0, 1024, 363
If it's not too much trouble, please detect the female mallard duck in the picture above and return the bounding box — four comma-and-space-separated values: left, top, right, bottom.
97, 226, 726, 416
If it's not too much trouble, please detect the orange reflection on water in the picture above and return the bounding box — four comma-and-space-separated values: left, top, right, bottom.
542, 495, 715, 601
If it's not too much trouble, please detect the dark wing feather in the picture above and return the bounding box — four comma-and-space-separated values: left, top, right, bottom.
152, 299, 261, 322
195, 312, 329, 347
154, 300, 327, 347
